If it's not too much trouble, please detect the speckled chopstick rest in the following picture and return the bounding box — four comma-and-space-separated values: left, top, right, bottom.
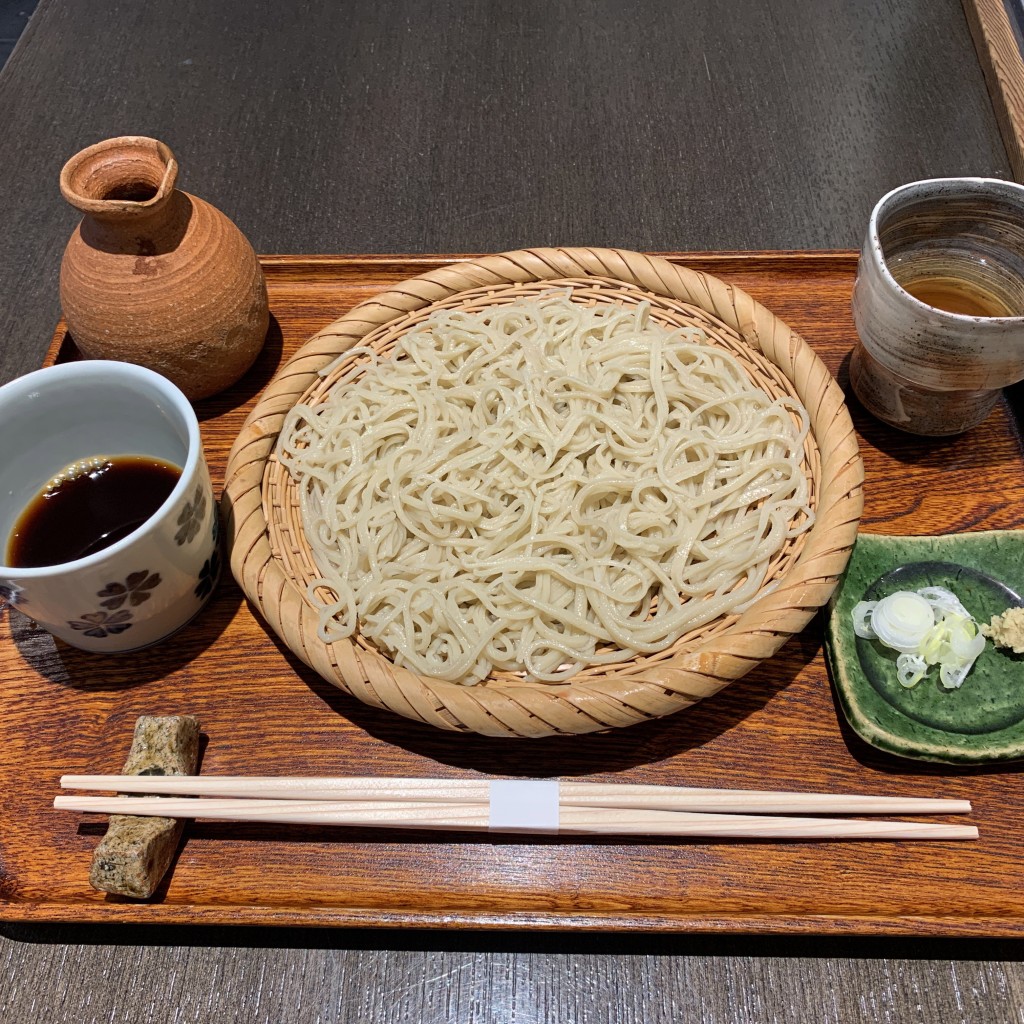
88, 715, 200, 899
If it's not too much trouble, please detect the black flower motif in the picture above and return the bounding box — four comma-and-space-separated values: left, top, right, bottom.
175, 483, 208, 546
194, 546, 222, 600
97, 570, 163, 610
68, 609, 133, 638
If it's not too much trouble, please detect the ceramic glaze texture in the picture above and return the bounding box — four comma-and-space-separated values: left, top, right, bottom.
850, 177, 1024, 435
59, 136, 269, 401
0, 362, 220, 652
826, 531, 1024, 764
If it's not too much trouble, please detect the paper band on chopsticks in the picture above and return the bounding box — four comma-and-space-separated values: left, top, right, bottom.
488, 779, 560, 832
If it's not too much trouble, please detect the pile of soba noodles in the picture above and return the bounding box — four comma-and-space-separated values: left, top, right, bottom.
276, 292, 813, 685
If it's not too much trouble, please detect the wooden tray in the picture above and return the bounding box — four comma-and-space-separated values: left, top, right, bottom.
3, 252, 1023, 935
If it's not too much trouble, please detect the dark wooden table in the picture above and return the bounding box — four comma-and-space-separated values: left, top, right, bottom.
1, 1, 1021, 1020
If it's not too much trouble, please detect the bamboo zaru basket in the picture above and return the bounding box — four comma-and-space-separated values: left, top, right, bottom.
224, 248, 864, 738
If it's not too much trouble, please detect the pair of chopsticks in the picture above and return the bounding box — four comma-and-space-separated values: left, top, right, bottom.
54, 776, 978, 841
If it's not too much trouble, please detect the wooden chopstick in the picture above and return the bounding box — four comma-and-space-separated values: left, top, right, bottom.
58, 775, 972, 816
52, 794, 978, 840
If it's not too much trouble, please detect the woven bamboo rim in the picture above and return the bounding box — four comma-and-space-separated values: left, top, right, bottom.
224, 248, 864, 738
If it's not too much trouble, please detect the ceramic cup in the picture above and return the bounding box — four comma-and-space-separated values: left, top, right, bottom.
0, 361, 220, 652
850, 176, 1024, 435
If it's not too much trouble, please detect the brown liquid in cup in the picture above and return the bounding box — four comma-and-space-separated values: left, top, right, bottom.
6, 455, 181, 568
898, 275, 1015, 318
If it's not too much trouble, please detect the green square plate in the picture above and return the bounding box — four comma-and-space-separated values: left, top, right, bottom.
825, 530, 1024, 764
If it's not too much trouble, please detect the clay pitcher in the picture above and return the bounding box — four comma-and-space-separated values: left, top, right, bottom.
59, 136, 269, 401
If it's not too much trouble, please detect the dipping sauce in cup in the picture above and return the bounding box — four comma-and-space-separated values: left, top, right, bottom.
0, 361, 220, 652
850, 177, 1024, 436
7, 454, 181, 568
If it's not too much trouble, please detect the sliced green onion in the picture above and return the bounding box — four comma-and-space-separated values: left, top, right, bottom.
940, 659, 973, 690
851, 584, 986, 691
896, 653, 927, 688
918, 586, 971, 619
852, 600, 877, 639
870, 591, 935, 654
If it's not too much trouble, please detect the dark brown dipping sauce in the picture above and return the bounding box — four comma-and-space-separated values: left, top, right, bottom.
6, 455, 181, 568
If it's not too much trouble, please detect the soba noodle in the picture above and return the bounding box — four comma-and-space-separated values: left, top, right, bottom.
277, 292, 813, 685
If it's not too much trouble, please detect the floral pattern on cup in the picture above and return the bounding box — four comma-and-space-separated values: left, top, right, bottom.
0, 361, 214, 652
65, 571, 164, 639
67, 609, 133, 638
175, 483, 208, 546
97, 570, 162, 610
194, 545, 221, 600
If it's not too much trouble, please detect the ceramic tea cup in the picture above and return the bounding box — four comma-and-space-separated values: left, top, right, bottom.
0, 361, 220, 652
850, 177, 1024, 435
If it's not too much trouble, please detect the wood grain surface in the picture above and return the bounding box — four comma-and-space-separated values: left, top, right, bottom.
0, 251, 1019, 935
0, 0, 1021, 1021
964, 0, 1024, 180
